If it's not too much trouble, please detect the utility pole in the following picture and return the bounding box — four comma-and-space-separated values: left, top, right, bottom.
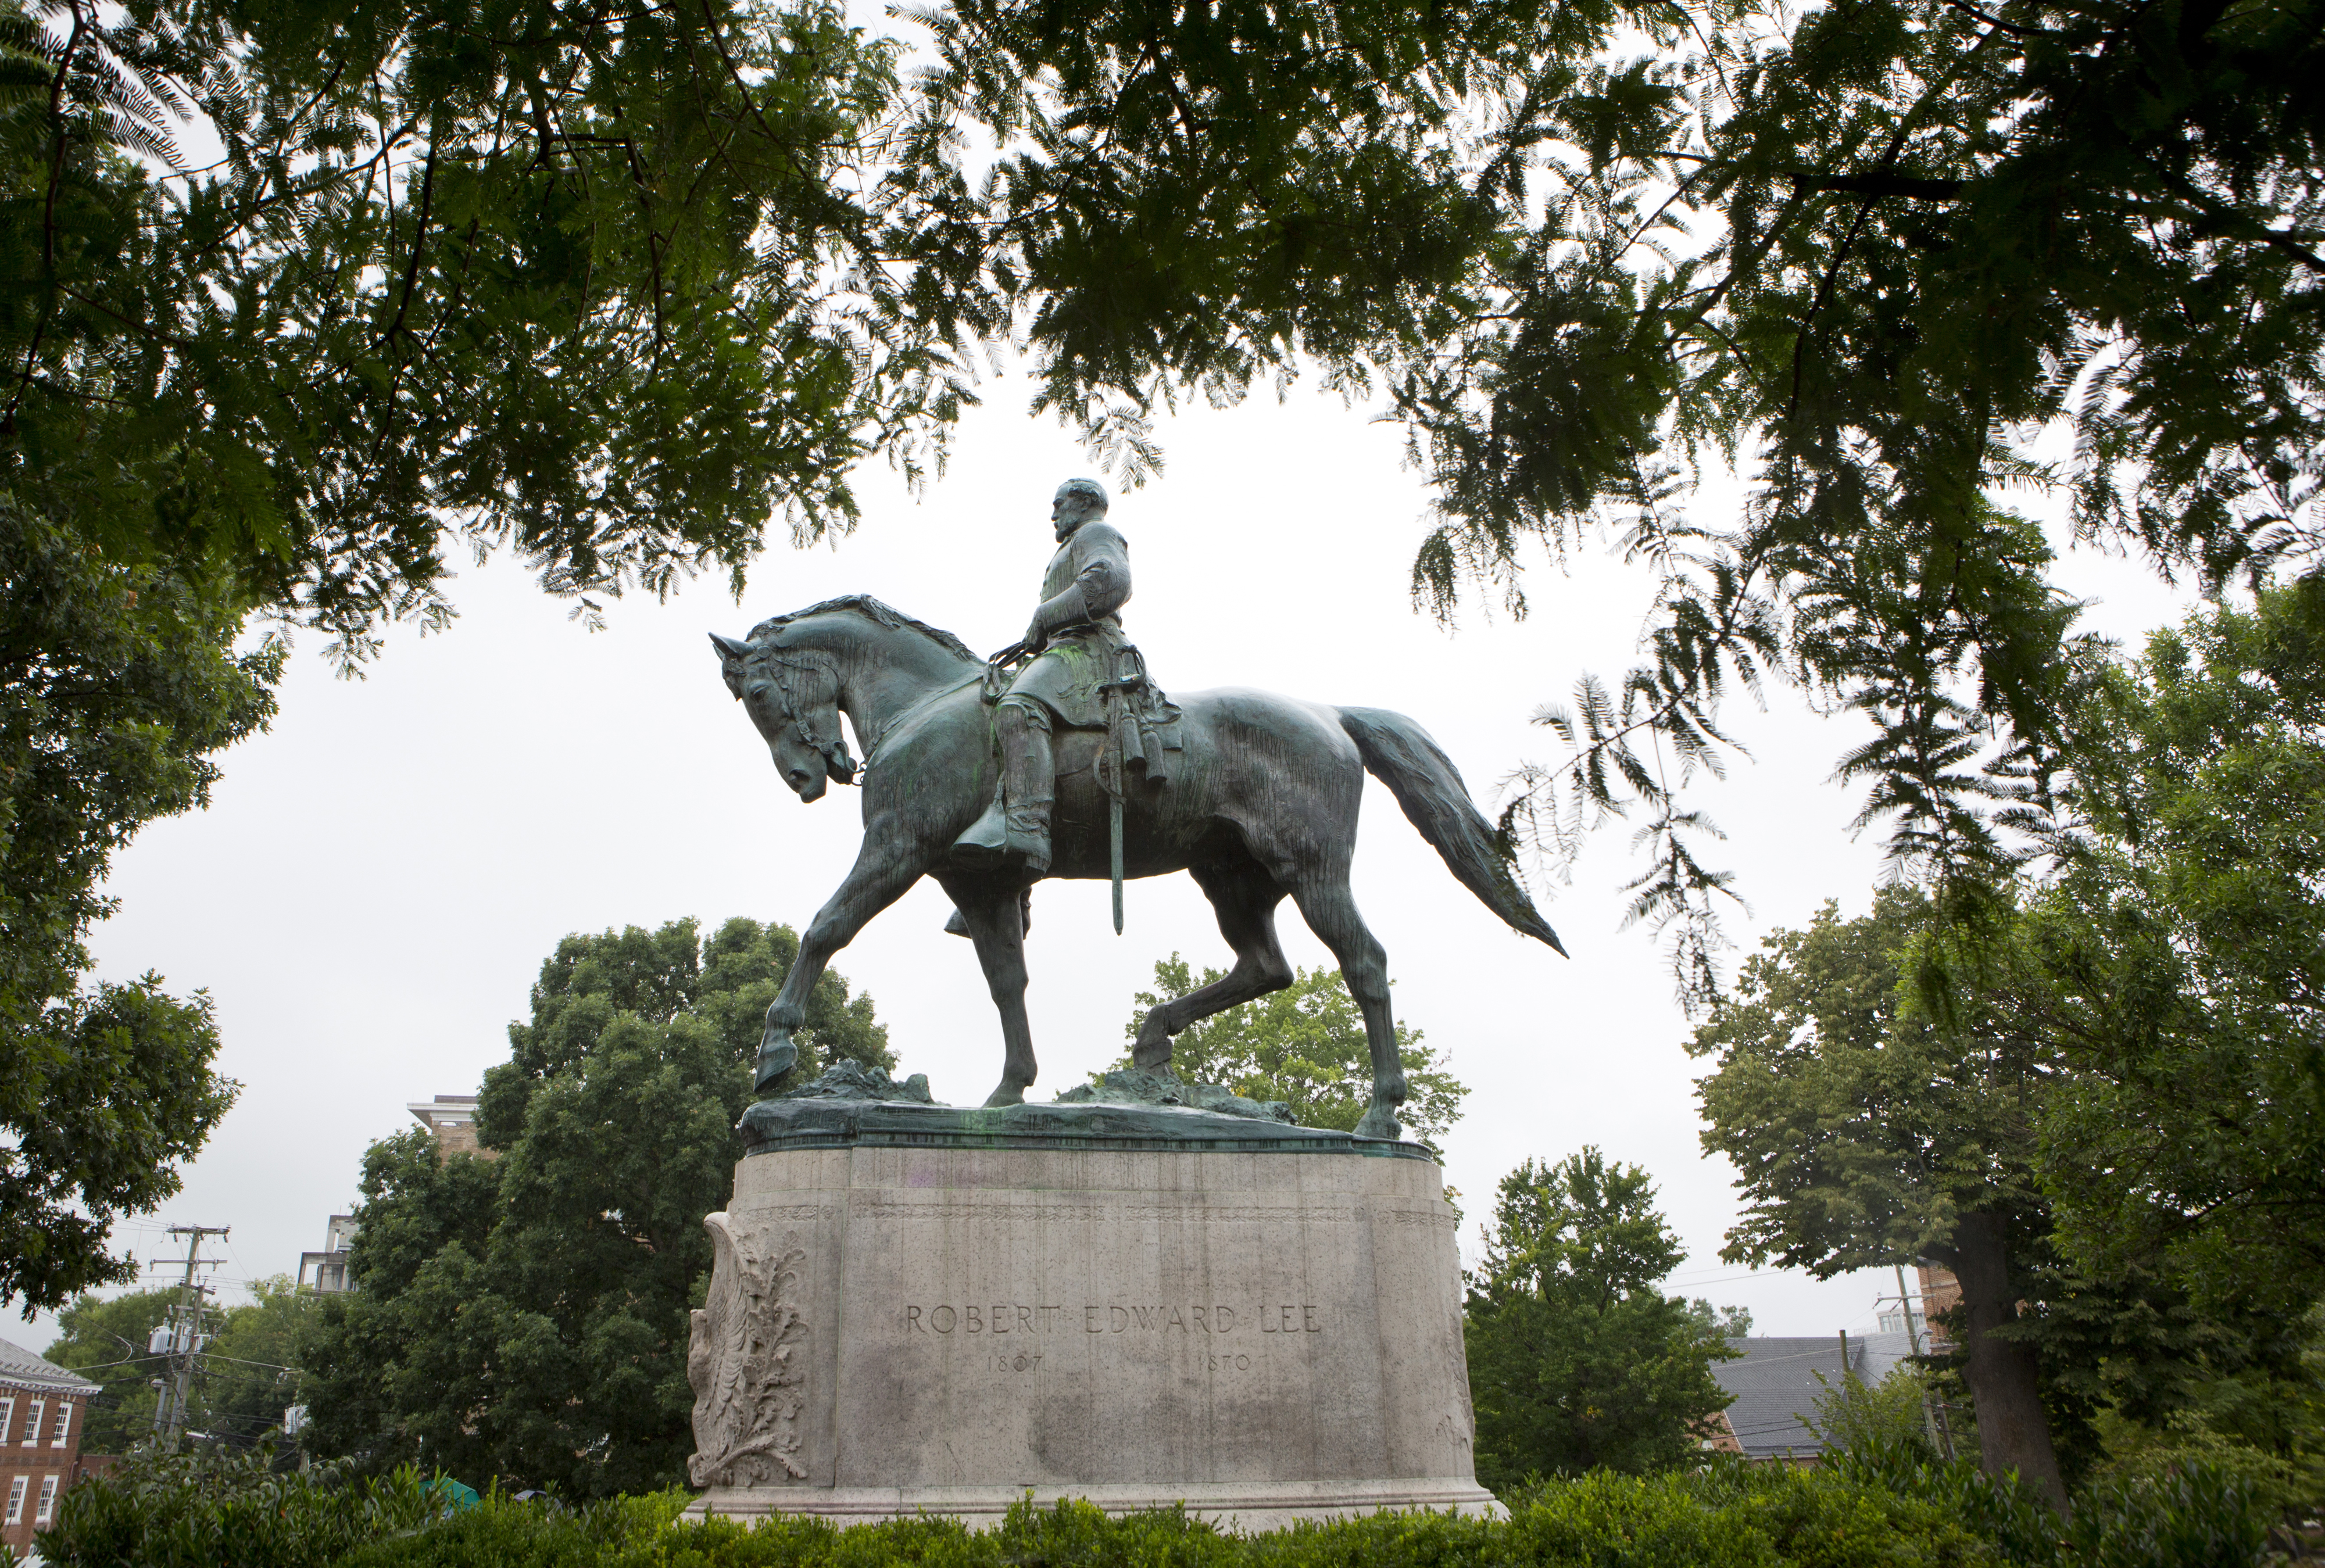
149, 1224, 227, 1447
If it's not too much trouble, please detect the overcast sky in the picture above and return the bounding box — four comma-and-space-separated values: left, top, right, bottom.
18, 371, 2191, 1354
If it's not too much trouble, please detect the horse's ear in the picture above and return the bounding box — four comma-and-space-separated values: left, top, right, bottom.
709, 632, 751, 700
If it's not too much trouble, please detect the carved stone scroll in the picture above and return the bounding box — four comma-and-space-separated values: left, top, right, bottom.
686, 1211, 811, 1487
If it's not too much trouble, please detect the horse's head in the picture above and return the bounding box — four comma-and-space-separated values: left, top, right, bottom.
710, 631, 858, 803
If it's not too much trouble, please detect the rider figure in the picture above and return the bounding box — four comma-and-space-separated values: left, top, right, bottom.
953, 478, 1130, 876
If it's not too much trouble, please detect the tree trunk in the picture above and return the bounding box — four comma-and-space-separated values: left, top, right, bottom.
1946, 1212, 2069, 1513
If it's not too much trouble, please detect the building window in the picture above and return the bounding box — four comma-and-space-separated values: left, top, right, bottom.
3, 1475, 23, 1525
20, 1398, 41, 1445
52, 1399, 72, 1447
0, 1394, 12, 1443
34, 1474, 56, 1523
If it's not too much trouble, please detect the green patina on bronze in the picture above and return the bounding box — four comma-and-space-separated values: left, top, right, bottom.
710, 484, 1566, 1143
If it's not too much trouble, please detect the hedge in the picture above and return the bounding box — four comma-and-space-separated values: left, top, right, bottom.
26, 1442, 437, 1568
331, 1469, 2000, 1568
22, 1445, 2287, 1568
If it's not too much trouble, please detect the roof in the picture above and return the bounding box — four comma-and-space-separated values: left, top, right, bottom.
407, 1094, 479, 1130
0, 1336, 101, 1397
1711, 1333, 1912, 1460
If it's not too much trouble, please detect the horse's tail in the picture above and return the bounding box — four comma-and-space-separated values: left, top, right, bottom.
1336, 707, 1568, 956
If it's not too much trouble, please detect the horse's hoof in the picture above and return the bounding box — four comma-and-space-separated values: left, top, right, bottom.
754, 1032, 798, 1097
984, 1084, 1027, 1108
1353, 1105, 1403, 1141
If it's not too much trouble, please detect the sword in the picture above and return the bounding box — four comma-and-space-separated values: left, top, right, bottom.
1100, 676, 1134, 935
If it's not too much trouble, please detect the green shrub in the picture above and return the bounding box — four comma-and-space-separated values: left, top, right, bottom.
334, 1484, 2000, 1568
1504, 1466, 1994, 1568
35, 1441, 438, 1568
1828, 1432, 2290, 1568
2065, 1462, 2271, 1568
20, 1448, 2291, 1568
1805, 1367, 1945, 1462
335, 1488, 687, 1568
1827, 1435, 2069, 1565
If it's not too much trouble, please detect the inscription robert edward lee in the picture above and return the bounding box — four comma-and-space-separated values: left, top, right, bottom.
904, 1304, 1325, 1335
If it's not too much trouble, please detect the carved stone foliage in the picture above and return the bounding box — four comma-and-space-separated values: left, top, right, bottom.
687, 1211, 811, 1487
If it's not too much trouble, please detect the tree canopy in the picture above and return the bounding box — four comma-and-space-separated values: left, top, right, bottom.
13, 0, 2318, 880
1462, 1147, 1741, 1487
0, 495, 266, 1311
1118, 953, 1467, 1156
299, 917, 889, 1493
0, 0, 940, 1294
2, 0, 965, 654
2000, 579, 2325, 1319
8, 0, 2323, 1312
45, 1275, 314, 1452
42, 1286, 176, 1453
923, 0, 2325, 993
1690, 886, 2074, 1503
1676, 567, 2325, 1511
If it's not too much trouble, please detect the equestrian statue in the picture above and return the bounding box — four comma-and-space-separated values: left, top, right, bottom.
709, 479, 1565, 1141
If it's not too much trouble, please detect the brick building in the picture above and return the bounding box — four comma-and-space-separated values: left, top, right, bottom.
407, 1093, 489, 1158
1915, 1262, 1962, 1348
1, 1337, 103, 1557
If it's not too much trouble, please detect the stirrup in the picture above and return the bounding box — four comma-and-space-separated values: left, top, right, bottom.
951, 793, 1012, 869
951, 801, 1050, 875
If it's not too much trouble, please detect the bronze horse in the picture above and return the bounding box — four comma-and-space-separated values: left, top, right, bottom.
712, 596, 1564, 1140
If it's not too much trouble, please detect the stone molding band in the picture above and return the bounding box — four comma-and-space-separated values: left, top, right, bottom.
681, 1201, 1460, 1229
684, 1477, 1505, 1530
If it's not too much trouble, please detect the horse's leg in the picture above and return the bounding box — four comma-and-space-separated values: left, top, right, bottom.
935, 872, 1036, 1107
1282, 869, 1406, 1141
759, 830, 928, 1094
1131, 860, 1294, 1069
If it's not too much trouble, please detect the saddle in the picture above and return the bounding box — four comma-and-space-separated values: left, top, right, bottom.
984, 637, 1184, 792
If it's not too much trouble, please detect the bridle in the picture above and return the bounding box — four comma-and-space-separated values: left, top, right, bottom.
749, 650, 858, 786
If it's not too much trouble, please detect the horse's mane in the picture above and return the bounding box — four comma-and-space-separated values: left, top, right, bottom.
746, 595, 977, 664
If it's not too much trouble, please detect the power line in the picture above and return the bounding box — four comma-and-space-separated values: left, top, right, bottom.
194, 1353, 299, 1373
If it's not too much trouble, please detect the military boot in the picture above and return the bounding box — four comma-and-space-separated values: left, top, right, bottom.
952, 702, 1054, 874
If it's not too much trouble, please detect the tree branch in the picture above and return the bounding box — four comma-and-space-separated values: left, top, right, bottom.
1787, 171, 1966, 201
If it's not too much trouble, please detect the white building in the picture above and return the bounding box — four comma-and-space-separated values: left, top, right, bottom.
296, 1214, 358, 1293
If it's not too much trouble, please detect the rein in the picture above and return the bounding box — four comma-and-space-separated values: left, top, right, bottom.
856, 672, 986, 772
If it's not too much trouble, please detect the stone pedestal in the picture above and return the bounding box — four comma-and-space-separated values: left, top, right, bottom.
682, 1107, 1500, 1530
